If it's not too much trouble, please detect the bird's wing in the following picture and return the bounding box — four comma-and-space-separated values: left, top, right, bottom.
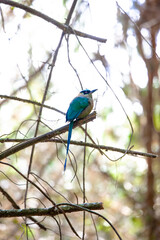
66, 96, 89, 121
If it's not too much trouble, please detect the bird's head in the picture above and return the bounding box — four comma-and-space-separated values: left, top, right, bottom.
79, 89, 97, 97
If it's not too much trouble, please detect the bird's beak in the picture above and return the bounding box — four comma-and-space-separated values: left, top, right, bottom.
91, 89, 97, 93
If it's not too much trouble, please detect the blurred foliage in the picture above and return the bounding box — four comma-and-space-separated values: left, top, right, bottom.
153, 104, 160, 131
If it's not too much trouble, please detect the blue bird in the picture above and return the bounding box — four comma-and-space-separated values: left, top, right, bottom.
64, 89, 97, 171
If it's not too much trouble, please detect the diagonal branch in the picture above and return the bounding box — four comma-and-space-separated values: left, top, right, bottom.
0, 111, 96, 160
0, 0, 107, 43
0, 94, 65, 115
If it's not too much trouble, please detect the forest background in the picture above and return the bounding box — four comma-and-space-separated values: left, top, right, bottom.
0, 0, 159, 239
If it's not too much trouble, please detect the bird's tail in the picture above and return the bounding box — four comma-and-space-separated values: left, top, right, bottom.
64, 121, 74, 171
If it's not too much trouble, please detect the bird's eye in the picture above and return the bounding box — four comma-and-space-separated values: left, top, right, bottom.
80, 89, 91, 95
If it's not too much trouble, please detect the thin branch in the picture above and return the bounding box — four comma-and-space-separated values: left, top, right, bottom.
80, 125, 104, 155
1, 135, 157, 159
82, 124, 87, 239
0, 111, 96, 160
0, 94, 65, 115
66, 35, 83, 90
0, 6, 5, 32
0, 0, 107, 43
30, 172, 72, 204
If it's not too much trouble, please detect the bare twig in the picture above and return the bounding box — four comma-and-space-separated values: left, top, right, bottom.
82, 124, 87, 239
0, 6, 5, 32
0, 94, 65, 115
66, 35, 83, 90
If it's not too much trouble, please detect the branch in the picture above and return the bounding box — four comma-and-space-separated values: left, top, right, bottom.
0, 202, 103, 218
0, 0, 107, 43
0, 136, 157, 159
0, 94, 65, 115
0, 111, 96, 160
53, 140, 158, 159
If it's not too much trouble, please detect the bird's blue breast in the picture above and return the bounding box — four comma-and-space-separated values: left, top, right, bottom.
66, 96, 89, 122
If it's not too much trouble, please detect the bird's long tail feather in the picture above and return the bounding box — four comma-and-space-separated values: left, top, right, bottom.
64, 121, 74, 171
